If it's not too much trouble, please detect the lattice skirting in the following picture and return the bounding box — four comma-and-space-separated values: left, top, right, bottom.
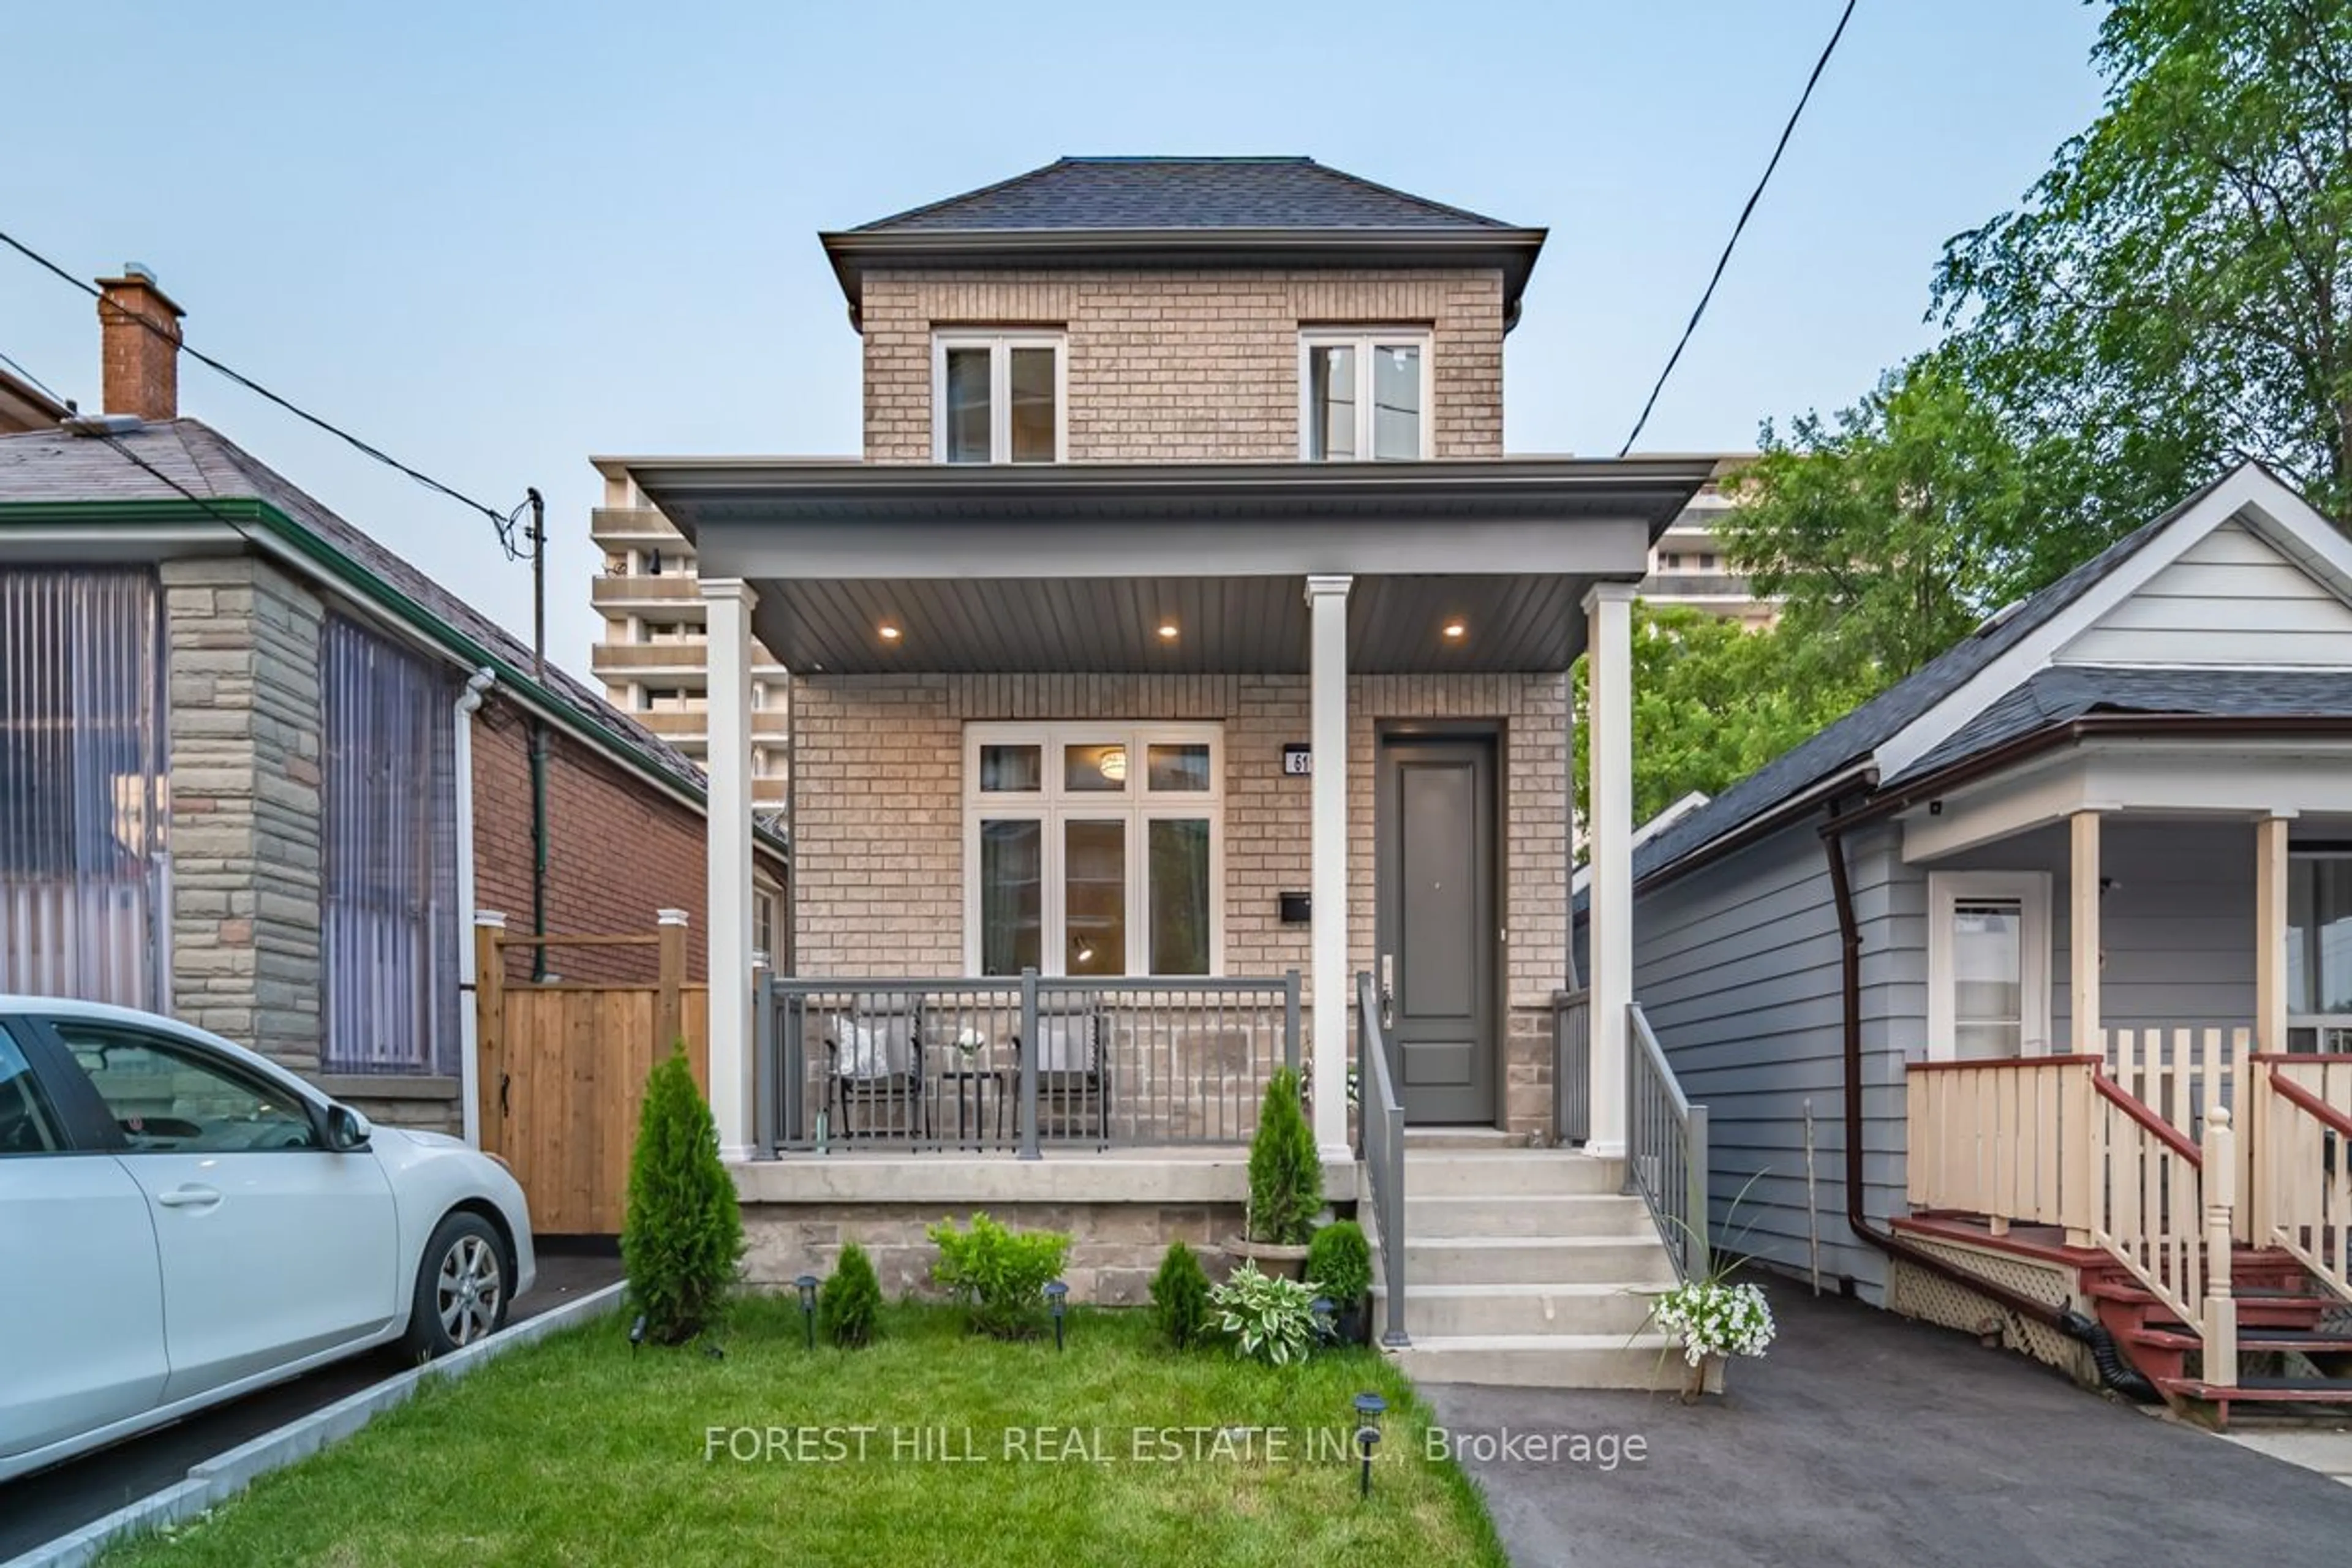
1890, 1235, 2097, 1387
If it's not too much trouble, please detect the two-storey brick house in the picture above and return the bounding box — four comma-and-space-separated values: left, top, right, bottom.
603, 157, 1710, 1385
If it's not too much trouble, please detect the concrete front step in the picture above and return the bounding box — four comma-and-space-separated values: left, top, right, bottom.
1402, 1150, 1624, 1197
1405, 1193, 1656, 1238
1374, 1281, 1661, 1338
1393, 1332, 1687, 1390
1389, 1234, 1678, 1287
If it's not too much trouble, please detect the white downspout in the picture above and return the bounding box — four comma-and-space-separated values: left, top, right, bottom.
453, 666, 496, 1146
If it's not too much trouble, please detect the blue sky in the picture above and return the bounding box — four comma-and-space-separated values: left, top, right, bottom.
1, 1, 2107, 680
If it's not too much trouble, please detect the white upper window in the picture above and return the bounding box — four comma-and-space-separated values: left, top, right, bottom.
933, 331, 1066, 464
1300, 329, 1431, 461
963, 723, 1222, 977
1926, 872, 2052, 1061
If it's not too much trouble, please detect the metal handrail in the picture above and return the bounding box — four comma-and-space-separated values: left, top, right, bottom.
1357, 970, 1409, 1346
1553, 987, 1591, 1146
1627, 1002, 1710, 1280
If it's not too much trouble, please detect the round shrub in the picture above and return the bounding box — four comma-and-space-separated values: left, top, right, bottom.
927, 1212, 1071, 1339
1306, 1220, 1372, 1306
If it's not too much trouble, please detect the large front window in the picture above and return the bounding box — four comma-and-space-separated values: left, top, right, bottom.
965, 724, 1221, 976
1301, 329, 1430, 460
2289, 850, 2352, 1050
934, 331, 1065, 464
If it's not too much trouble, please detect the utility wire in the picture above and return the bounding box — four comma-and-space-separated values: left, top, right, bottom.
0, 345, 69, 410
0, 227, 526, 536
1618, 0, 1858, 458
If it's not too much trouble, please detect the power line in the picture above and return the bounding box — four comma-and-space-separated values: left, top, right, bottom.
0, 345, 69, 409
1618, 0, 1858, 458
0, 227, 526, 537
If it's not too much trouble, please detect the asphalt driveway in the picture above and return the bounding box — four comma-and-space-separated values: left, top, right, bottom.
1423, 1278, 2352, 1568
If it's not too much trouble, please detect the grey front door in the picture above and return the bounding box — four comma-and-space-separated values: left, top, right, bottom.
1376, 734, 1497, 1124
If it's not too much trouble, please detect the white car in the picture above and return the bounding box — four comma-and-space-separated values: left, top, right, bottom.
0, 997, 535, 1483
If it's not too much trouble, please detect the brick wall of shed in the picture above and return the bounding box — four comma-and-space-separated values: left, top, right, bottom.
469, 694, 783, 986
860, 269, 1506, 462
789, 670, 1567, 1136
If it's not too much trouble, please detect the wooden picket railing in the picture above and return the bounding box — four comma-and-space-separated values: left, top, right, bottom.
2252, 1055, 2352, 1304
1907, 1049, 2238, 1389
1905, 1056, 2102, 1235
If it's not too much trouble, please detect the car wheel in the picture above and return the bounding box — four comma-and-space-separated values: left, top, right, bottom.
403, 1211, 510, 1359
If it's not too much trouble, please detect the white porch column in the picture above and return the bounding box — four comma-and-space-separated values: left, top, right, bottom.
2070, 810, 2102, 1056
1307, 573, 1352, 1155
703, 578, 759, 1161
1585, 582, 1635, 1159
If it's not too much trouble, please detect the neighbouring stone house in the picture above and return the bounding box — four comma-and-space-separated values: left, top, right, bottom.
602, 156, 1709, 1389
0, 268, 786, 1137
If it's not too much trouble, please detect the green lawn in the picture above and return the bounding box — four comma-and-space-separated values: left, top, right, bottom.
104, 1297, 1507, 1567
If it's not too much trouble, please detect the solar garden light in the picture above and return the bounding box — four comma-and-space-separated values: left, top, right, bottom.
1352, 1392, 1387, 1499
1311, 1296, 1335, 1346
795, 1274, 820, 1350
1046, 1280, 1070, 1351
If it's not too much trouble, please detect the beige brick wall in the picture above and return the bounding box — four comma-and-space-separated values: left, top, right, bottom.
861, 269, 1506, 462
789, 669, 1570, 1136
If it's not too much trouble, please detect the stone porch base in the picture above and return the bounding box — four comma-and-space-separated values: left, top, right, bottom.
733, 1150, 1359, 1306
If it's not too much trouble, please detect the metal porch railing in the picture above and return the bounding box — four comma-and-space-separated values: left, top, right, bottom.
1627, 1001, 1710, 1280
1357, 970, 1409, 1346
755, 969, 1300, 1156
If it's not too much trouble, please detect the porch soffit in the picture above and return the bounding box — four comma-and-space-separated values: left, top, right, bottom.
619, 457, 1712, 676
1898, 736, 2352, 863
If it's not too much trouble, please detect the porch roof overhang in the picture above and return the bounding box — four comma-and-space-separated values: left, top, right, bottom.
617, 456, 1713, 674
1869, 718, 2352, 862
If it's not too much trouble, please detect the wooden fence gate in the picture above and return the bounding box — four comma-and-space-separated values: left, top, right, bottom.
473, 914, 709, 1235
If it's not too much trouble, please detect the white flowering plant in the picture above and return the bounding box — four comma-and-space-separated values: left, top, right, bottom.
1648, 1279, 1775, 1365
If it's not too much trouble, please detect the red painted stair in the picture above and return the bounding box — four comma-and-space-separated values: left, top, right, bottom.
2086, 1248, 2352, 1425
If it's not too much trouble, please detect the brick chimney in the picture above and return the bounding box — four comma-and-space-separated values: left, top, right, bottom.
96, 265, 186, 422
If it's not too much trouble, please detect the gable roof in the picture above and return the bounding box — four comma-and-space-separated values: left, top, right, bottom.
1634, 461, 2352, 888
820, 156, 1548, 326
851, 156, 1518, 233
0, 419, 782, 853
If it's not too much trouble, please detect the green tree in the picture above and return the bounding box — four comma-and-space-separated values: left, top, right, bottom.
1716, 350, 2064, 682
1936, 0, 2352, 526
1572, 603, 1877, 837
619, 1047, 744, 1345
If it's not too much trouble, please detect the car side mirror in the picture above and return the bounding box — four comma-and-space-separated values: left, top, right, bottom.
325, 1103, 373, 1152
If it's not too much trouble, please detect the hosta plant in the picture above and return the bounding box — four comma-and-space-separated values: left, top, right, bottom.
1210, 1261, 1324, 1366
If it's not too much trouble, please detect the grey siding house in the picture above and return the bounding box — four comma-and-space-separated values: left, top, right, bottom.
1603, 461, 2352, 1415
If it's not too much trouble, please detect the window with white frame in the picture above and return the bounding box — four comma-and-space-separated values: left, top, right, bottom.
1300, 328, 1431, 461
2288, 849, 2352, 1051
964, 723, 1221, 976
1926, 872, 2052, 1060
933, 331, 1066, 464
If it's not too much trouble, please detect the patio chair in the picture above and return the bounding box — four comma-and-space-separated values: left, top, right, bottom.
1014, 998, 1109, 1149
823, 995, 929, 1144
